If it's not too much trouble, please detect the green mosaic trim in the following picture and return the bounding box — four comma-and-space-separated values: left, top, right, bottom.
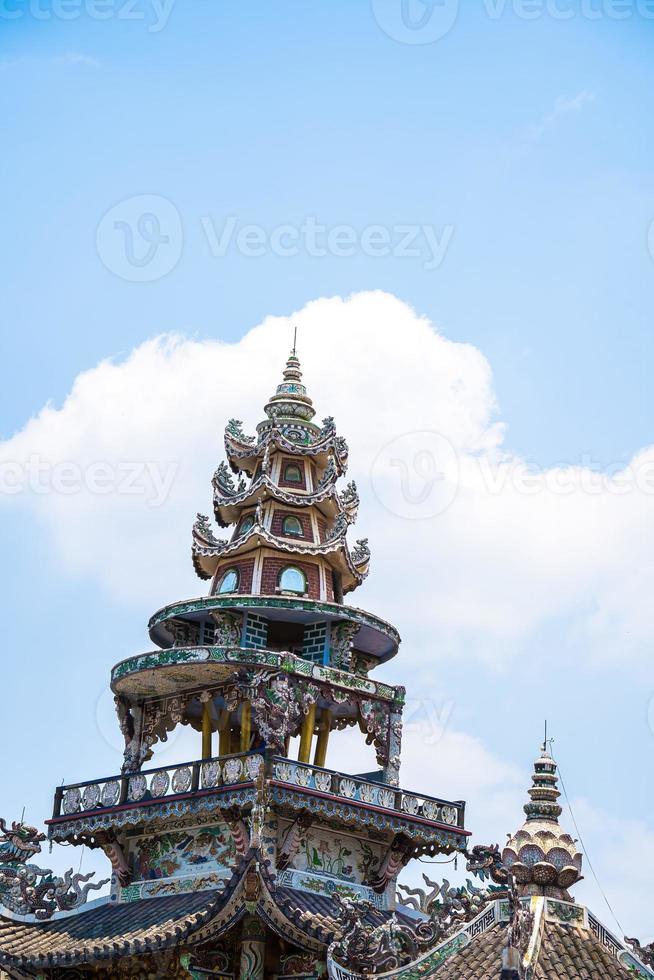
148, 595, 400, 647
112, 646, 404, 703
113, 646, 210, 678
547, 900, 584, 923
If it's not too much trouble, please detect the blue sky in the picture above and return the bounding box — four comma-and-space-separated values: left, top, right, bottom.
1, 0, 653, 936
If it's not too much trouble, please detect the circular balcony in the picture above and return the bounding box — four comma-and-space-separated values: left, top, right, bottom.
147, 594, 400, 662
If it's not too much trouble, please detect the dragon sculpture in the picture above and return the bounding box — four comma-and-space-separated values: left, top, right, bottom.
328, 844, 540, 978
212, 460, 246, 498
225, 418, 255, 445
398, 872, 493, 925
329, 872, 496, 975
351, 538, 371, 568
340, 479, 360, 522
328, 895, 424, 975
465, 842, 508, 883
625, 938, 654, 969
0, 817, 109, 920
193, 513, 226, 550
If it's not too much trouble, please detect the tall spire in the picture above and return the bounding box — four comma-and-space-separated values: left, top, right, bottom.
262, 347, 316, 428
523, 744, 563, 823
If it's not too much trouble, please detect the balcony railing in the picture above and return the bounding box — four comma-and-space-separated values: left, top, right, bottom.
51, 752, 465, 832
270, 758, 465, 829
52, 751, 262, 818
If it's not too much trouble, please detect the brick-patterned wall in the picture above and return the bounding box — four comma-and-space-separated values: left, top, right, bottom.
244, 613, 268, 649
270, 508, 313, 541
278, 457, 306, 489
213, 558, 255, 595
303, 621, 328, 663
324, 571, 334, 602
260, 557, 320, 598
316, 519, 327, 542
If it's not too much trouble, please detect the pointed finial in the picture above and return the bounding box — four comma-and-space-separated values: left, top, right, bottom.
292, 325, 297, 356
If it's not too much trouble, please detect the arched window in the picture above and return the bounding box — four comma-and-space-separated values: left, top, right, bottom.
239, 515, 254, 536
278, 566, 307, 595
218, 568, 239, 594
282, 515, 303, 538
283, 463, 303, 483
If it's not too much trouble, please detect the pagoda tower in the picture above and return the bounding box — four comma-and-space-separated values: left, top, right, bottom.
0, 348, 469, 978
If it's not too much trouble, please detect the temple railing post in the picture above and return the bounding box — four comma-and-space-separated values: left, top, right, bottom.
52, 786, 63, 818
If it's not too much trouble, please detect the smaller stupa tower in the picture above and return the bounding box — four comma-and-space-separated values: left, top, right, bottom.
501, 746, 583, 901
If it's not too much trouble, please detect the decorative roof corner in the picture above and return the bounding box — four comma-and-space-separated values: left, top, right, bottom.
0, 816, 108, 921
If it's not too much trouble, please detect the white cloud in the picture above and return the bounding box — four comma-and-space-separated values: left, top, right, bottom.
0, 52, 100, 72
1, 290, 652, 665
527, 90, 596, 140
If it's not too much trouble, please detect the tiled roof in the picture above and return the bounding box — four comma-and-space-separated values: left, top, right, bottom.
435, 919, 633, 979
0, 891, 219, 970
276, 885, 395, 936
436, 922, 506, 979
534, 921, 632, 979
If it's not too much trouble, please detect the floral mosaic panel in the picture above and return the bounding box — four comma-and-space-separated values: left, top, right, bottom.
285, 825, 382, 885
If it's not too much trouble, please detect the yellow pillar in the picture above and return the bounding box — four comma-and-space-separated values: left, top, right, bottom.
298, 703, 316, 764
218, 710, 231, 756
313, 709, 331, 768
201, 702, 212, 760
240, 702, 252, 752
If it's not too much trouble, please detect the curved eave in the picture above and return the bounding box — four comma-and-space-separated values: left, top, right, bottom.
192, 525, 368, 592
213, 476, 346, 526
111, 645, 404, 700
225, 429, 348, 476
0, 891, 224, 972
147, 595, 401, 660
